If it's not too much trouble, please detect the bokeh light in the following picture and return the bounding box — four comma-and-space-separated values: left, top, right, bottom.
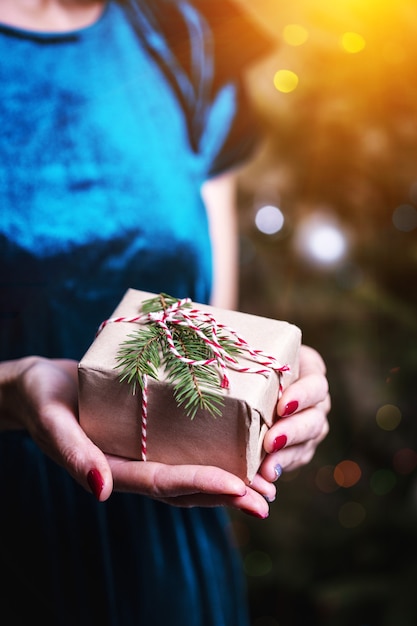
334, 460, 362, 488
255, 205, 285, 235
283, 24, 309, 46
376, 404, 402, 431
392, 204, 417, 232
234, 0, 417, 619
306, 225, 346, 263
393, 448, 417, 475
370, 469, 397, 496
294, 213, 349, 266
340, 31, 366, 53
338, 501, 366, 528
273, 69, 299, 93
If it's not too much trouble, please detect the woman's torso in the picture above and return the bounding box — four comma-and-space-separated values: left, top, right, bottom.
0, 4, 250, 625
0, 0, 212, 360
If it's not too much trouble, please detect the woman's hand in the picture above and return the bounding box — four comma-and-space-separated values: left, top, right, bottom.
1, 345, 329, 518
1, 357, 270, 518
258, 344, 330, 483
107, 456, 269, 518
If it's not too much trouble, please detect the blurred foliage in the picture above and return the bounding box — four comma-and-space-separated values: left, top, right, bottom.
232, 1, 417, 625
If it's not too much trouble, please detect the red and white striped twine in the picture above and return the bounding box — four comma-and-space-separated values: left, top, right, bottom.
97, 297, 289, 461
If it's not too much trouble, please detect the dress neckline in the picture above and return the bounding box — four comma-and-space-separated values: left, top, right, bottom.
0, 1, 110, 41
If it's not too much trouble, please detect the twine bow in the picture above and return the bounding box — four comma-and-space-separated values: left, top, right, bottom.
97, 295, 289, 461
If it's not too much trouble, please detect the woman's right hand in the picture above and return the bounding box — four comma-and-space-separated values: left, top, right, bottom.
0, 356, 272, 518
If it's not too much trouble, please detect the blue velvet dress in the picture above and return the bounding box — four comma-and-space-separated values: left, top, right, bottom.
0, 2, 271, 624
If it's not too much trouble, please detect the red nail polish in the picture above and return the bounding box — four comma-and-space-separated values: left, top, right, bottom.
272, 434, 287, 452
87, 468, 104, 500
282, 400, 299, 417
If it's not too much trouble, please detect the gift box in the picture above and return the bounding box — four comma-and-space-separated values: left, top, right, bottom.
78, 289, 301, 483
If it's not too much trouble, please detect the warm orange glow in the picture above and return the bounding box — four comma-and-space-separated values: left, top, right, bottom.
283, 24, 309, 46
341, 31, 366, 53
334, 460, 362, 487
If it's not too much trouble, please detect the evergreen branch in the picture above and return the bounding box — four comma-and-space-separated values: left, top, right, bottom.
163, 326, 225, 419
141, 292, 191, 315
114, 294, 245, 419
115, 325, 164, 394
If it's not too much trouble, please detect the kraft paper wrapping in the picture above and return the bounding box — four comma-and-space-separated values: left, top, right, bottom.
78, 289, 301, 482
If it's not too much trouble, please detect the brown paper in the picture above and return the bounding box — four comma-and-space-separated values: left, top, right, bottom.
78, 289, 301, 482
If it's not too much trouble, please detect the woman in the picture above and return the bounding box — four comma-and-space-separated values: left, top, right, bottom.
0, 1, 330, 624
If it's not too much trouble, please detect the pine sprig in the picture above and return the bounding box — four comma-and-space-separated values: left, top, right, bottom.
115, 293, 244, 419
116, 325, 164, 394
141, 293, 188, 315
164, 325, 225, 419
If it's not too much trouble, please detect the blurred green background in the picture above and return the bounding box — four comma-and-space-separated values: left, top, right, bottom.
231, 1, 417, 625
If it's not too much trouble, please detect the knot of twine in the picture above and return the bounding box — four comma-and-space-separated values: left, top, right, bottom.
97, 297, 289, 461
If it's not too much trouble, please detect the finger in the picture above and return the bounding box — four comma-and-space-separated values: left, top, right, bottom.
263, 404, 329, 454
108, 458, 248, 499
260, 409, 329, 481
262, 435, 324, 475
157, 485, 270, 518
298, 344, 327, 376
278, 372, 329, 418
277, 345, 329, 418
249, 472, 277, 501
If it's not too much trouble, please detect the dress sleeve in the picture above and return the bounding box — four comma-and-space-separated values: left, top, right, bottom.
198, 72, 260, 179
125, 0, 274, 176
188, 0, 275, 178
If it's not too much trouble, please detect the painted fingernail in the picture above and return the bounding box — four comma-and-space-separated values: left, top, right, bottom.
274, 464, 283, 481
87, 468, 104, 500
282, 400, 299, 417
272, 434, 287, 452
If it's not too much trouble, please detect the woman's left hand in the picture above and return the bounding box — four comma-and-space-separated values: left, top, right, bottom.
251, 344, 330, 500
